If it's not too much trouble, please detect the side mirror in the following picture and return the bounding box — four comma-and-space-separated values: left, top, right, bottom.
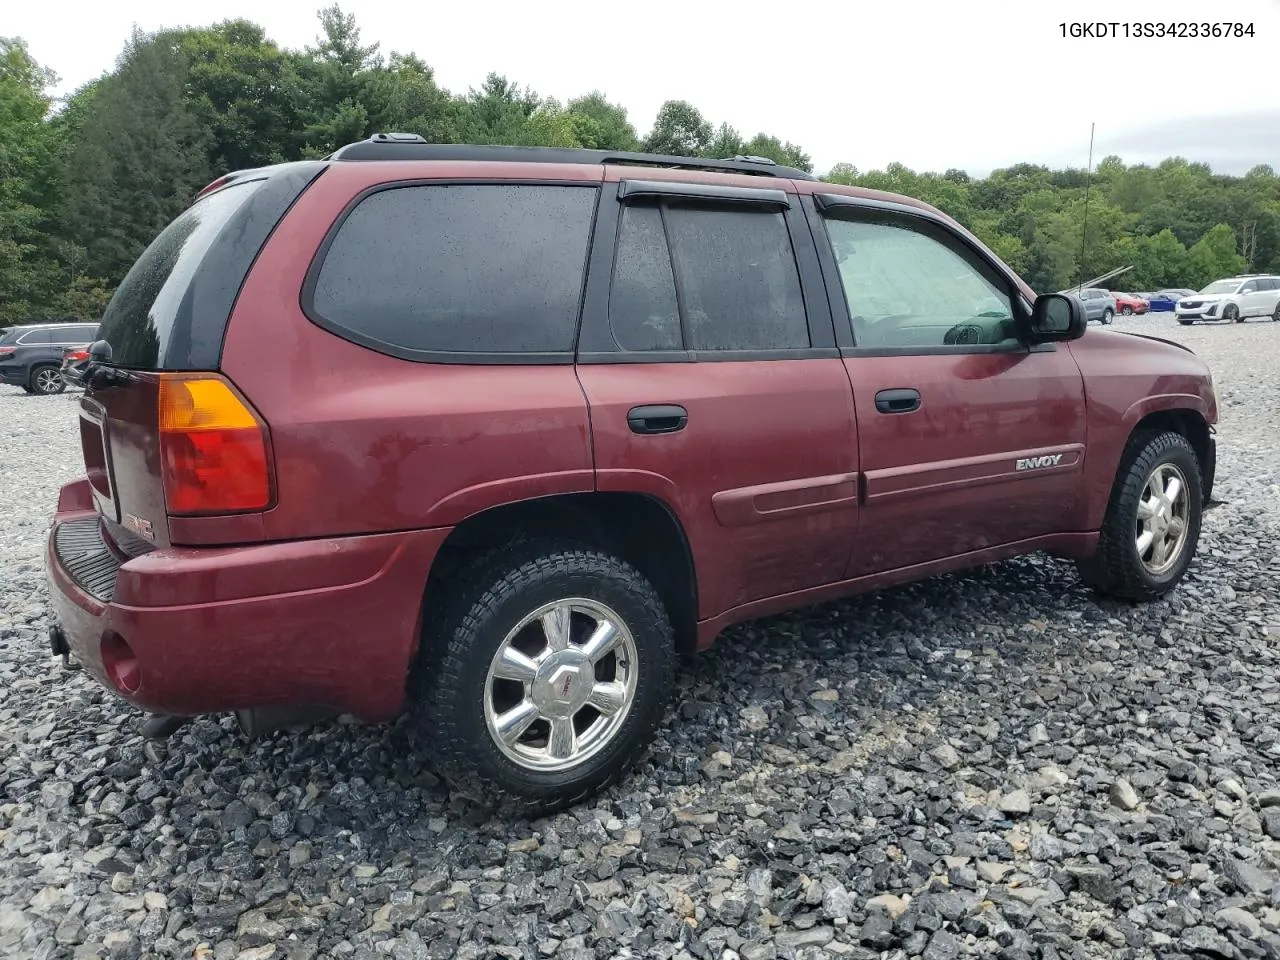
1027, 293, 1086, 343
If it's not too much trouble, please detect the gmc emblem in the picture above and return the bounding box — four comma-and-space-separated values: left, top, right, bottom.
123, 513, 155, 540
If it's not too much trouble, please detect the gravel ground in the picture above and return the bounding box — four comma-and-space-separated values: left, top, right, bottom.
2, 314, 1279, 960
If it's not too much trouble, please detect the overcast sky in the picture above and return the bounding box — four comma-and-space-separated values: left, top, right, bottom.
11, 0, 1280, 176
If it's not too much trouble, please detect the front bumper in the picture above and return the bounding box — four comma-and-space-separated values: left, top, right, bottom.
44, 477, 451, 722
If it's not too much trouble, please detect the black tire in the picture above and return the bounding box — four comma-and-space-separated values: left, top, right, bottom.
1076, 431, 1203, 602
1223, 304, 1240, 323
1121, 306, 1133, 316
1272, 301, 1280, 321
1101, 308, 1114, 325
29, 364, 65, 395
411, 539, 676, 815
1177, 318, 1194, 326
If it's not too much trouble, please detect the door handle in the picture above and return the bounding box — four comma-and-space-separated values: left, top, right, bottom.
874, 388, 921, 414
627, 404, 688, 435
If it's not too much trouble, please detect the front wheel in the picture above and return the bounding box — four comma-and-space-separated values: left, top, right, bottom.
1076, 431, 1203, 602
1101, 308, 1114, 325
412, 540, 676, 814
1223, 304, 1240, 323
29, 365, 65, 395
1177, 318, 1194, 326
1121, 306, 1133, 316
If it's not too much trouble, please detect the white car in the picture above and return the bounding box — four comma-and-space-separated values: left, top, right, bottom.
1175, 275, 1280, 325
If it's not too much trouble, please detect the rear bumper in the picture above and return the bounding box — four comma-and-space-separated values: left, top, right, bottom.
44, 478, 451, 722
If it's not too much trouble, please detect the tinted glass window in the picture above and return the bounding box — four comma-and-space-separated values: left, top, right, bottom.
663, 205, 809, 351
98, 180, 264, 369
609, 204, 682, 352
311, 184, 597, 357
17, 329, 51, 344
825, 215, 1018, 349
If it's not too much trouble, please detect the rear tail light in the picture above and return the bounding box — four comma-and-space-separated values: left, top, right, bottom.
64, 350, 90, 362
0, 346, 15, 357
158, 375, 273, 515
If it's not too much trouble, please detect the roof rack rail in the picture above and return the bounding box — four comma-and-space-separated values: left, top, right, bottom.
325, 134, 817, 181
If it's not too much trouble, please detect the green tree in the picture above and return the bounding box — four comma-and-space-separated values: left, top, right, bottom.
738, 133, 812, 173
642, 100, 711, 156
60, 30, 213, 284
0, 38, 62, 321
172, 20, 303, 170
1185, 224, 1247, 289
565, 91, 638, 151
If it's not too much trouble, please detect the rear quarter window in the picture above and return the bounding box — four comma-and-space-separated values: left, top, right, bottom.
306, 183, 599, 361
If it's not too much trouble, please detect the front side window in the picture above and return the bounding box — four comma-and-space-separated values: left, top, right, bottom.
311, 184, 598, 357
824, 215, 1018, 349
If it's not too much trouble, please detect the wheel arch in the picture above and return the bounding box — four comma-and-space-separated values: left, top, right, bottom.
1124, 405, 1214, 503
421, 491, 700, 659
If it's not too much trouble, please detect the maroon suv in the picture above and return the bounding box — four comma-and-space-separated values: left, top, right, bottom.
45, 135, 1220, 811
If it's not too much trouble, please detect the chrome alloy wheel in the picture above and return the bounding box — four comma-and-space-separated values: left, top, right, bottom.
483, 598, 638, 772
1136, 463, 1191, 575
34, 368, 63, 394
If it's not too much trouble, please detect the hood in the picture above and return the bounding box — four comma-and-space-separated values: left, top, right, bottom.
1082, 326, 1197, 355
1180, 292, 1227, 303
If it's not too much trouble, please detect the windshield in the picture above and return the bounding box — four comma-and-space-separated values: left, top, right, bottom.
96, 180, 264, 369
1199, 280, 1240, 295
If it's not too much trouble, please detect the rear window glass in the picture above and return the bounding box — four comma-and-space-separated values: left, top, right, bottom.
308, 184, 598, 358
97, 180, 264, 369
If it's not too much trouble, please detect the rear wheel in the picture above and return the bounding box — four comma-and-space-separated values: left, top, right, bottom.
29, 365, 65, 395
1272, 301, 1280, 321
412, 540, 676, 814
1121, 306, 1133, 316
1076, 431, 1203, 602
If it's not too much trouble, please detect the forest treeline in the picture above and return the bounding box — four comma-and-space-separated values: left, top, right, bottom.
2, 6, 1278, 324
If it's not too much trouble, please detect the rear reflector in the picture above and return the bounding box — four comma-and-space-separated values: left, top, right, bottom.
158, 376, 272, 515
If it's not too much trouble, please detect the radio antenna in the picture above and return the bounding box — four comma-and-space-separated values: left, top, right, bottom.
1078, 121, 1096, 296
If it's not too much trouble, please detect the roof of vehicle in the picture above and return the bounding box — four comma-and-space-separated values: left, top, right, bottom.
325, 133, 820, 182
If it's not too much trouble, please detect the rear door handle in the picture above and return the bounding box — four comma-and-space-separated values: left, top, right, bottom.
874, 388, 921, 414
627, 404, 688, 435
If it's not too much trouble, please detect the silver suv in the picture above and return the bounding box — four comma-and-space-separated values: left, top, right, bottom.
1176, 275, 1280, 324
1064, 287, 1117, 325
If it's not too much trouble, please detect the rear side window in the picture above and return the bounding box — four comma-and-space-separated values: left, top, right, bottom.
607, 200, 810, 353
308, 184, 598, 359
97, 179, 265, 369
17, 329, 51, 344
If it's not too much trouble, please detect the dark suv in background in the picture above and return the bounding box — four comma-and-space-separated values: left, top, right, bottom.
0, 322, 101, 394
44, 136, 1219, 813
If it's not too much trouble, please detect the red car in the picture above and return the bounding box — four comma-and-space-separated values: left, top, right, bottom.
45, 136, 1221, 811
1112, 292, 1150, 316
